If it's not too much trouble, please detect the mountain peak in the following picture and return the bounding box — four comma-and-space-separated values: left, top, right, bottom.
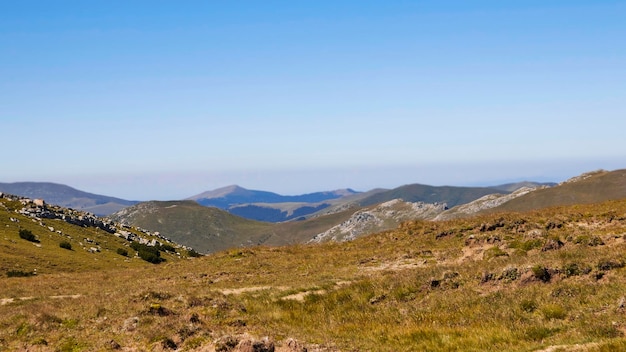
187, 185, 249, 200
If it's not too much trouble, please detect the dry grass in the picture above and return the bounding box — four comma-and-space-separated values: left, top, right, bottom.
3, 199, 626, 350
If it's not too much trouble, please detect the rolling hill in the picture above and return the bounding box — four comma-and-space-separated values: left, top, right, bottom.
357, 183, 511, 208
485, 169, 626, 213
110, 200, 363, 253
0, 182, 137, 216
0, 192, 192, 275
110, 200, 275, 254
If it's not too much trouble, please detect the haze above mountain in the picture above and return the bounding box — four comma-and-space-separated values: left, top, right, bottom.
0, 182, 138, 216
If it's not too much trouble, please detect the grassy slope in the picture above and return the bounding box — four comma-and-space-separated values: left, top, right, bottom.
110, 200, 276, 253
3, 198, 626, 350
110, 200, 359, 253
488, 169, 626, 213
0, 198, 153, 275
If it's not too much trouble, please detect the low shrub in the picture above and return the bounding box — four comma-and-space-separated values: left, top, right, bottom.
139, 249, 162, 264
59, 241, 72, 250
531, 265, 551, 282
7, 270, 35, 277
520, 299, 537, 313
116, 248, 129, 257
597, 259, 624, 271
500, 267, 520, 281
589, 236, 605, 246
160, 244, 176, 253
510, 239, 543, 251
541, 304, 567, 320
562, 263, 581, 277
484, 246, 508, 260
19, 229, 38, 243
131, 242, 164, 264
187, 249, 202, 257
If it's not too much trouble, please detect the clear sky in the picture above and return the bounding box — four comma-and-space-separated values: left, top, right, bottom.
2, 1, 625, 200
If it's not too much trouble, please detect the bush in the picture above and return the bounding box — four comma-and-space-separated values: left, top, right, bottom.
59, 241, 72, 250
510, 239, 543, 251
187, 249, 202, 258
531, 265, 551, 282
18, 229, 38, 243
160, 244, 176, 253
499, 267, 520, 282
589, 236, 605, 246
131, 242, 163, 264
484, 246, 508, 260
562, 263, 581, 277
116, 248, 129, 257
7, 270, 35, 277
138, 250, 162, 264
520, 299, 537, 313
597, 259, 624, 271
541, 304, 567, 320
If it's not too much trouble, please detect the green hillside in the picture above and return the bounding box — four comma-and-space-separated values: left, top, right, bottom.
110, 200, 358, 253
0, 194, 190, 276
110, 200, 277, 253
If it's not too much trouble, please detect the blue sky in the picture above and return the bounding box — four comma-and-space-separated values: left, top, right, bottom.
1, 1, 625, 200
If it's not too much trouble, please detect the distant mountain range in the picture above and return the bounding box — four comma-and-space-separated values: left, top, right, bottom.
185, 182, 556, 223
109, 180, 559, 252
0, 182, 138, 216
3, 170, 624, 254
187, 185, 362, 222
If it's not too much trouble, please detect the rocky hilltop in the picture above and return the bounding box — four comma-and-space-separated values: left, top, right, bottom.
0, 191, 194, 266
310, 199, 448, 242
433, 186, 543, 221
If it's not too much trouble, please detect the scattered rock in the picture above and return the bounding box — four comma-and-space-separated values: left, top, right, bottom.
122, 316, 139, 332
236, 336, 275, 352
369, 295, 386, 305
542, 238, 564, 252
279, 339, 307, 352
107, 339, 121, 350
215, 335, 239, 352
481, 272, 495, 283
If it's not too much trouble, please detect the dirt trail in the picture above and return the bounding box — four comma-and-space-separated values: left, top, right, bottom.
0, 294, 82, 305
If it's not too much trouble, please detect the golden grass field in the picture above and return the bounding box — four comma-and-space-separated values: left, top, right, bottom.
3, 195, 626, 351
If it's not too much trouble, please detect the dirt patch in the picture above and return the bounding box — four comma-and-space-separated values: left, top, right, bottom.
282, 290, 326, 302
218, 286, 288, 295
50, 294, 82, 299
360, 259, 427, 272
534, 342, 599, 352
456, 246, 484, 263
1, 295, 81, 305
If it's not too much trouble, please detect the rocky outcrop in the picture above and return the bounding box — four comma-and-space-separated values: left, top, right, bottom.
1, 192, 192, 253
310, 199, 447, 243
559, 169, 607, 185
433, 187, 542, 221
